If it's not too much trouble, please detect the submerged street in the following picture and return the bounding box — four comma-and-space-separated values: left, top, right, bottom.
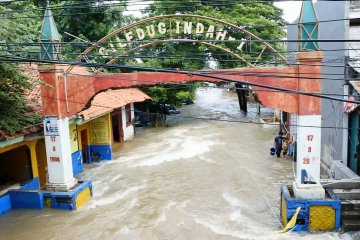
0, 88, 356, 240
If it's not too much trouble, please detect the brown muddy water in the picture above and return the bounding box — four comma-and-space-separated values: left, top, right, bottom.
0, 88, 358, 240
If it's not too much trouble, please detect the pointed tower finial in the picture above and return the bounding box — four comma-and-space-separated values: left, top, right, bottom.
298, 0, 319, 51
40, 0, 61, 61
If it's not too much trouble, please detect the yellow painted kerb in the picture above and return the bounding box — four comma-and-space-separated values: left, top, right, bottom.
281, 194, 288, 226
309, 206, 335, 231
76, 187, 91, 209
45, 197, 52, 208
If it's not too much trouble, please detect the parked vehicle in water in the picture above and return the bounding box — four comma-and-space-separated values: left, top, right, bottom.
160, 103, 181, 115
134, 114, 150, 127
182, 99, 194, 105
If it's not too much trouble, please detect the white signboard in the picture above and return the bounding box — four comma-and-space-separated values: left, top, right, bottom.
296, 115, 322, 184
44, 116, 59, 136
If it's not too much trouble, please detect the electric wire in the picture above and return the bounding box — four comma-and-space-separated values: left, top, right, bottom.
0, 54, 357, 83
0, 0, 355, 26
5, 55, 360, 105
17, 64, 358, 98
33, 93, 360, 131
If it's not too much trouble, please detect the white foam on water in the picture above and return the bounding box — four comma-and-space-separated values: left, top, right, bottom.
193, 216, 292, 240
155, 211, 166, 225
130, 139, 222, 167
110, 173, 122, 183
199, 155, 216, 163
105, 126, 223, 168
193, 217, 251, 239
166, 201, 177, 209
177, 221, 185, 226
222, 193, 242, 207
154, 201, 177, 226
229, 210, 242, 222
222, 192, 256, 225
86, 184, 145, 209
120, 226, 130, 235
92, 184, 110, 197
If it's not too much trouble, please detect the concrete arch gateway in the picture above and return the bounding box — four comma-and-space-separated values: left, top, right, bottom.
3, 2, 343, 231
66, 14, 287, 73
38, 9, 323, 203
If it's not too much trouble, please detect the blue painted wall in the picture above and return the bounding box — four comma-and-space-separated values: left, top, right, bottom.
20, 177, 40, 190
43, 181, 92, 210
9, 190, 44, 209
72, 151, 84, 176
0, 194, 11, 215
88, 145, 112, 162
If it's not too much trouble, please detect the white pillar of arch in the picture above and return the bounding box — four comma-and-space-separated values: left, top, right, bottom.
44, 117, 77, 191
296, 115, 322, 185
293, 115, 325, 199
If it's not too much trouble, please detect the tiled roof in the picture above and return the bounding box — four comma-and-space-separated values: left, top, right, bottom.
24, 64, 42, 115
78, 88, 151, 121
0, 64, 43, 141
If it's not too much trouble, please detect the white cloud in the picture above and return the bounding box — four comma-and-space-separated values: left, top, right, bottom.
274, 2, 302, 23
123, 1, 153, 18
275, 0, 318, 23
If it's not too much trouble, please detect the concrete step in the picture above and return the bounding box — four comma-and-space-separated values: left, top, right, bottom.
324, 181, 360, 190
341, 210, 360, 220
341, 200, 360, 211
332, 189, 360, 200
341, 219, 360, 232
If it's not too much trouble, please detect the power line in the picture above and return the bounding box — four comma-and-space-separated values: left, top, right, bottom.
2, 40, 358, 55
2, 39, 360, 45
0, 56, 336, 82
36, 93, 359, 131
1, 49, 351, 68
4, 46, 354, 59
5, 56, 359, 104
0, 0, 354, 27
0, 54, 357, 80
17, 65, 358, 98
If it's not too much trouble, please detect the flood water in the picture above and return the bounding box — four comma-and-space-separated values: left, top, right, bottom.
0, 88, 358, 240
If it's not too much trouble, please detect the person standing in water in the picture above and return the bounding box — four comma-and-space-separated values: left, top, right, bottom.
274, 131, 285, 158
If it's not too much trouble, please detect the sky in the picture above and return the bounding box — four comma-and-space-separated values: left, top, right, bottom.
124, 1, 305, 23
274, 2, 303, 23
0, 0, 305, 23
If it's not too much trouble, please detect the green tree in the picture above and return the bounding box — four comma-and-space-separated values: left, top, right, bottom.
142, 0, 286, 69
0, 1, 133, 135
29, 0, 134, 61
0, 2, 42, 135
136, 1, 286, 105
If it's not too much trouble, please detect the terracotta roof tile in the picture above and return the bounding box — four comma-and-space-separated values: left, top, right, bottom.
78, 88, 151, 121
23, 64, 42, 115
0, 64, 43, 141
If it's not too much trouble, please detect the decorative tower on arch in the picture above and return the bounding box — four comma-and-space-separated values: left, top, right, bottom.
40, 0, 61, 61
298, 0, 319, 51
